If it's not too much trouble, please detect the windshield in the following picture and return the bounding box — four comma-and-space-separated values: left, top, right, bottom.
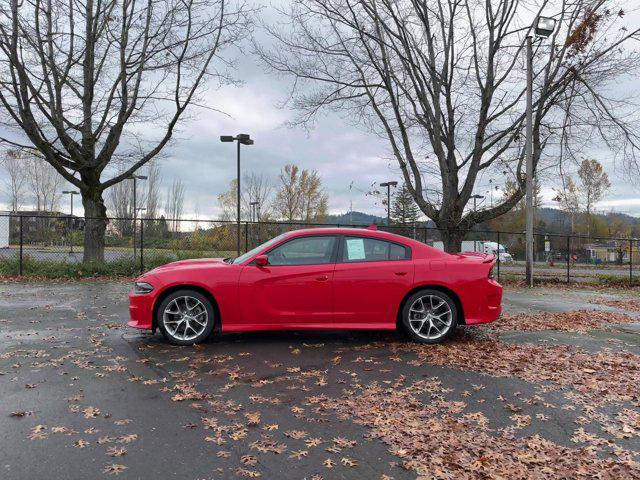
232, 233, 289, 264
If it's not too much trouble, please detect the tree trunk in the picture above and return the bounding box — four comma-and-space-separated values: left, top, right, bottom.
82, 189, 107, 263
441, 229, 465, 253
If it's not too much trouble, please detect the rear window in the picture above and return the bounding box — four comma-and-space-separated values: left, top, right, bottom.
341, 237, 410, 262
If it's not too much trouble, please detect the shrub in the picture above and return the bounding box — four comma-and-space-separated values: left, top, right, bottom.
595, 274, 640, 287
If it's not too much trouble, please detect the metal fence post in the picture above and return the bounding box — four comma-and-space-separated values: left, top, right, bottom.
496, 231, 501, 282
566, 235, 570, 283
19, 215, 23, 276
244, 222, 249, 252
139, 218, 144, 274
630, 239, 633, 284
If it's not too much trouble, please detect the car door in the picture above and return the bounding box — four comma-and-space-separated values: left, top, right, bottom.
238, 235, 338, 327
333, 236, 414, 327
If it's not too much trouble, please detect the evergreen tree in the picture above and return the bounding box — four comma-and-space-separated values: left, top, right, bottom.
390, 184, 420, 224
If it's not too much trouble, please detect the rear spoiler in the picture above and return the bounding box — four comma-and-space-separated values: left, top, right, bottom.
458, 251, 496, 263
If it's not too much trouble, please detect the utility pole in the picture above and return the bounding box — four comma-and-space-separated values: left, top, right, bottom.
525, 35, 534, 287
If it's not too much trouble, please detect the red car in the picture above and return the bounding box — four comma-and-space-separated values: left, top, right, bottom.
129, 227, 502, 345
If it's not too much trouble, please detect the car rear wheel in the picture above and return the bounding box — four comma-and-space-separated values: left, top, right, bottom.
157, 290, 215, 345
401, 289, 458, 344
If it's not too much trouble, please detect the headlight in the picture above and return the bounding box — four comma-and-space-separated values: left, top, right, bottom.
134, 282, 154, 294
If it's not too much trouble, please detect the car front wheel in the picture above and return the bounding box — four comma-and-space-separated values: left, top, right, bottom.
157, 290, 215, 345
401, 289, 458, 344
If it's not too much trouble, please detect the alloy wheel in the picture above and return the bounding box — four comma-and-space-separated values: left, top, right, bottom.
162, 296, 209, 342
408, 294, 453, 341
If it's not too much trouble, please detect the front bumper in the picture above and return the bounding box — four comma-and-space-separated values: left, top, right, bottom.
128, 289, 154, 330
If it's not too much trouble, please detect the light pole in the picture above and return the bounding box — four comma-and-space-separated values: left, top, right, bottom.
250, 201, 259, 222
62, 190, 79, 253
379, 181, 398, 226
129, 174, 147, 259
221, 134, 254, 257
471, 194, 484, 213
525, 16, 556, 287
470, 194, 484, 251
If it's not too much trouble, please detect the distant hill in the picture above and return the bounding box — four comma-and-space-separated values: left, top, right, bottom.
327, 207, 639, 233
534, 207, 640, 231
325, 211, 387, 225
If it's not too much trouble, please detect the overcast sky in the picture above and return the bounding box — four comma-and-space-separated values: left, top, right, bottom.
1, 2, 639, 220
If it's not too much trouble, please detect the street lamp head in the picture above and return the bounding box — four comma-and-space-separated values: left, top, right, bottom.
250, 201, 259, 206
471, 194, 485, 199
535, 16, 556, 38
237, 133, 253, 145
220, 134, 253, 145
62, 190, 79, 194
380, 181, 398, 188
134, 175, 148, 180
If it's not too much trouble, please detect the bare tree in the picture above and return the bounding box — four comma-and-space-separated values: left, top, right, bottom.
0, 0, 250, 261
144, 162, 162, 220
25, 153, 64, 211
1, 149, 26, 211
166, 179, 185, 232
244, 172, 273, 221
577, 158, 610, 235
107, 173, 134, 236
257, 0, 640, 251
217, 173, 274, 221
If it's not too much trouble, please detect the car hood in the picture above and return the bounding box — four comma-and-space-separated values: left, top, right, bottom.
148, 258, 229, 273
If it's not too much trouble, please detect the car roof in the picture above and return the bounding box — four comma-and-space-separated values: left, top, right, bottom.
284, 226, 429, 248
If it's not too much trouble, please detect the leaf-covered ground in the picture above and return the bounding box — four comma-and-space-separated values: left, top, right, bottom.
0, 281, 639, 479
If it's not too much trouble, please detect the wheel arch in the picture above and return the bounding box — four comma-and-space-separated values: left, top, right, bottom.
396, 284, 465, 327
152, 284, 221, 333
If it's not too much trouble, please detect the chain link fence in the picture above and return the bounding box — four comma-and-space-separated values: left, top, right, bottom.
0, 213, 637, 283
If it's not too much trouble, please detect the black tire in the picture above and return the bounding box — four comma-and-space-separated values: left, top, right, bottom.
157, 289, 216, 345
400, 289, 458, 344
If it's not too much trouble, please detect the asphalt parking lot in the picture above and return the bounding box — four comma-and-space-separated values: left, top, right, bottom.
1, 281, 639, 479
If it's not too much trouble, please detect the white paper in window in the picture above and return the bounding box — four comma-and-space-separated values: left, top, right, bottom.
346, 238, 366, 260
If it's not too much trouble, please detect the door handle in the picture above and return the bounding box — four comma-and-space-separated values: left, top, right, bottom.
394, 272, 408, 276
315, 275, 329, 281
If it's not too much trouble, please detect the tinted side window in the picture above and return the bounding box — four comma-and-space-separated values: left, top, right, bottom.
267, 236, 336, 266
342, 237, 409, 262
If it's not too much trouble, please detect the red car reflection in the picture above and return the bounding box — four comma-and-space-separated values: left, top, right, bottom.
129, 227, 502, 345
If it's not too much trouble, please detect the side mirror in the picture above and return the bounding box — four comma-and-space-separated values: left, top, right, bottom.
255, 255, 269, 266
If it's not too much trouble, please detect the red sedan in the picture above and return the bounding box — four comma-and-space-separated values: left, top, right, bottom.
129, 227, 502, 345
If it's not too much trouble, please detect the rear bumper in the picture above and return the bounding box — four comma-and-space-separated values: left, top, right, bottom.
465, 279, 503, 325
128, 290, 154, 330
